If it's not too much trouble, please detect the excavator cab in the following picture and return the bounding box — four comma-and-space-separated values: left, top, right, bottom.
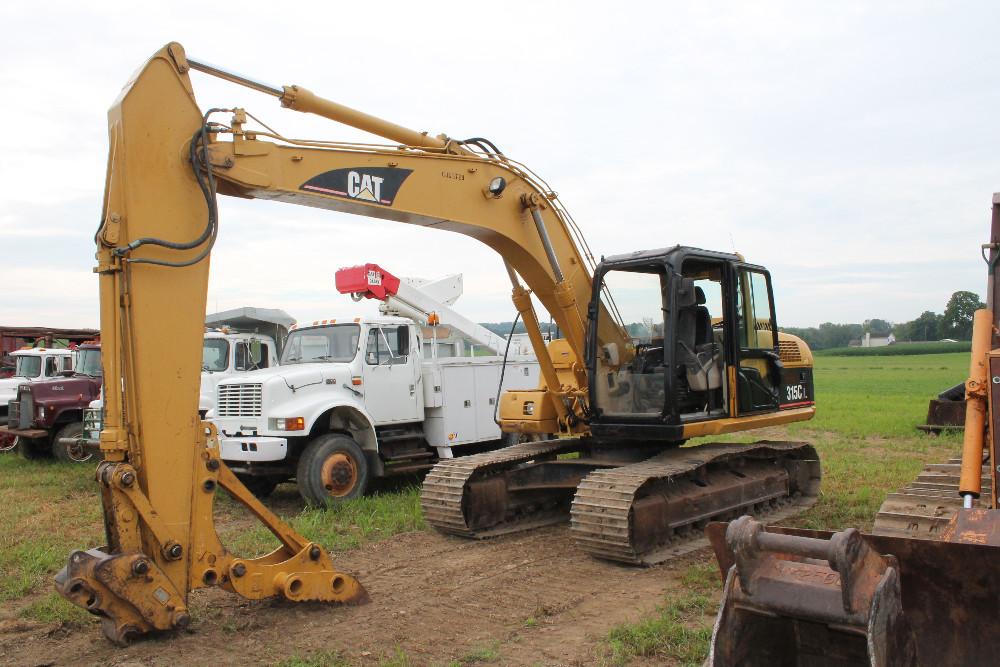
587, 247, 803, 442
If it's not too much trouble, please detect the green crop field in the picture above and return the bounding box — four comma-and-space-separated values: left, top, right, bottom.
816, 341, 971, 357
0, 352, 971, 666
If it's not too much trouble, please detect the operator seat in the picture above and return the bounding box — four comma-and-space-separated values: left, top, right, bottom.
676, 281, 722, 392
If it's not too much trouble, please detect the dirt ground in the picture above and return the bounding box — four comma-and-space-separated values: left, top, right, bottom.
0, 525, 716, 667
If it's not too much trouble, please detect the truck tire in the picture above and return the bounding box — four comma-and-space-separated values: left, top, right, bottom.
235, 473, 279, 499
0, 432, 17, 453
296, 434, 370, 506
52, 422, 94, 463
18, 436, 49, 460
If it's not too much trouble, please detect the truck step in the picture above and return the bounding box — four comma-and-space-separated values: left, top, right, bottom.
377, 431, 425, 444
382, 450, 435, 462
384, 462, 435, 474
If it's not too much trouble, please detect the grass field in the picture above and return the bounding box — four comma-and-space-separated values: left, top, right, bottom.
0, 352, 969, 665
816, 341, 971, 356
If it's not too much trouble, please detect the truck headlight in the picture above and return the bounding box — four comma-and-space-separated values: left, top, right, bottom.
269, 417, 305, 431
84, 408, 103, 438
523, 401, 534, 416
36, 406, 45, 420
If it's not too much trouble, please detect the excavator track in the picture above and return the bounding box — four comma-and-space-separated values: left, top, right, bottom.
421, 439, 582, 538
422, 439, 821, 567
571, 441, 821, 565
873, 456, 993, 539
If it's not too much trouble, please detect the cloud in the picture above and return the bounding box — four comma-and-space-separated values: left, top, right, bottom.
3, 1, 1000, 331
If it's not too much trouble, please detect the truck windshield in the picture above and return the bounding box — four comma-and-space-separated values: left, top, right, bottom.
203, 338, 229, 372
281, 325, 360, 364
75, 348, 103, 377
14, 356, 41, 378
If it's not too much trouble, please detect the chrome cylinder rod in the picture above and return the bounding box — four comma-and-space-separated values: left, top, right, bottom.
186, 57, 283, 97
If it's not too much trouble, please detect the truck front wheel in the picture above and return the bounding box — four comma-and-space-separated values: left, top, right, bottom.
235, 473, 279, 499
296, 434, 370, 505
53, 422, 94, 463
18, 436, 49, 460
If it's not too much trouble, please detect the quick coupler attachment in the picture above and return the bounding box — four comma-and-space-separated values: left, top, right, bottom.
707, 516, 918, 667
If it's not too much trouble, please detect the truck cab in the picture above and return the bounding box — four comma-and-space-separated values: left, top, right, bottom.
213, 317, 539, 503
0, 348, 75, 411
1, 344, 101, 460
200, 330, 279, 415
0, 348, 75, 451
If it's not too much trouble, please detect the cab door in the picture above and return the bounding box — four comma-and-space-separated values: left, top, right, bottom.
733, 267, 781, 414
362, 325, 421, 424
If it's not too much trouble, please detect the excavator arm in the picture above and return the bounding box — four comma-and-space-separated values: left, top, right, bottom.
55, 42, 627, 644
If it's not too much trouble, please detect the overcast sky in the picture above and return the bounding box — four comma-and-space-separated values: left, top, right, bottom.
2, 1, 998, 329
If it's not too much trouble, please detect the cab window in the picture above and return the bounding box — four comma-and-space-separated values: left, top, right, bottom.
365, 327, 407, 366
235, 341, 270, 371
734, 268, 780, 413
736, 270, 777, 350
202, 339, 229, 372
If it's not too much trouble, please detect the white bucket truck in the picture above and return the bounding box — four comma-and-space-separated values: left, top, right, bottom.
213, 265, 539, 504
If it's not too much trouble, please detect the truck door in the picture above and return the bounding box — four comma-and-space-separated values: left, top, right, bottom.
733, 267, 781, 414
362, 325, 421, 424
234, 340, 271, 371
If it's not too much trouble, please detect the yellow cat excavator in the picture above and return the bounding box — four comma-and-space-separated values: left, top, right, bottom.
56, 43, 821, 644
706, 197, 1000, 666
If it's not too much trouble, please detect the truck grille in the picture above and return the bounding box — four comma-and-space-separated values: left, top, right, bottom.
217, 384, 262, 417
11, 391, 32, 429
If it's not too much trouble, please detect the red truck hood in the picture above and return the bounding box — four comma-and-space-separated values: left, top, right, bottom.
25, 375, 102, 404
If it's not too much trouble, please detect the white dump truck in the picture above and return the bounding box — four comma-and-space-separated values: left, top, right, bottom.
213, 266, 539, 503
81, 308, 294, 450
200, 307, 293, 414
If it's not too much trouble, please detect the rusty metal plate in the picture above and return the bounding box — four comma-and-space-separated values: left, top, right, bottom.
707, 522, 1000, 666
0, 425, 49, 438
941, 508, 1000, 546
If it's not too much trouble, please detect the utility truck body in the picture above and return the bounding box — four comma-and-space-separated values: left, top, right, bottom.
213, 316, 539, 502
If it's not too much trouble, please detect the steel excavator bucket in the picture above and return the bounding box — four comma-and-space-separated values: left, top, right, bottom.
705, 517, 1000, 666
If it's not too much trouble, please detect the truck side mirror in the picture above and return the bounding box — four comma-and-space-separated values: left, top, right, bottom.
397, 325, 410, 358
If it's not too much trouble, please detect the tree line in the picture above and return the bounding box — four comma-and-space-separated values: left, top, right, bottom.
782, 290, 984, 350
480, 290, 986, 351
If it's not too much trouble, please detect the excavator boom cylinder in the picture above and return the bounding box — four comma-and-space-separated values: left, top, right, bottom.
178, 43, 447, 150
